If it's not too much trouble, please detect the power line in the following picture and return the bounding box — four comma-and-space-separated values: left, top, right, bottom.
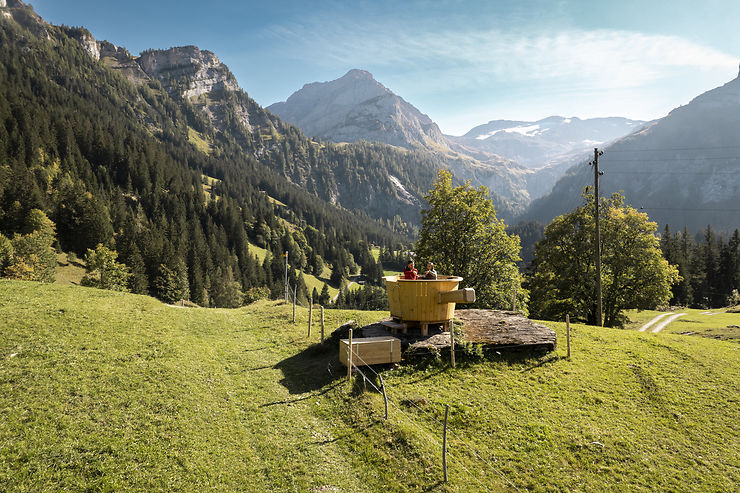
606, 144, 740, 153
604, 156, 740, 162
605, 171, 738, 175
639, 207, 740, 213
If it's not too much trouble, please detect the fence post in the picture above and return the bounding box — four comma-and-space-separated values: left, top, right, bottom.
292, 285, 296, 323
347, 328, 353, 385
450, 321, 455, 368
443, 404, 450, 482
512, 285, 517, 312
320, 306, 325, 342
308, 295, 313, 337
566, 314, 571, 359
379, 373, 388, 420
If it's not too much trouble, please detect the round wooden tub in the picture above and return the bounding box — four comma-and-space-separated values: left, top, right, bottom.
384, 275, 466, 323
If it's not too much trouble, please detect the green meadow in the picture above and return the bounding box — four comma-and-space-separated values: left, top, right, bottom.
1, 281, 738, 491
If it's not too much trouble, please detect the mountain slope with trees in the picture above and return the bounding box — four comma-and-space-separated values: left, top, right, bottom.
525, 70, 740, 232
0, 1, 411, 306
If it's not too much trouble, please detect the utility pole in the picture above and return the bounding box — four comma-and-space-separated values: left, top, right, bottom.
590, 148, 604, 326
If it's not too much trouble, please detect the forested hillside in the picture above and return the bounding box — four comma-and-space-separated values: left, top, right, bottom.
0, 3, 400, 306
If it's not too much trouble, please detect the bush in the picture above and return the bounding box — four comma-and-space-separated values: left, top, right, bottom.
244, 286, 270, 304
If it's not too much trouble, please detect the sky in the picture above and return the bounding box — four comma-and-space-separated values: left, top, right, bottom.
29, 0, 740, 135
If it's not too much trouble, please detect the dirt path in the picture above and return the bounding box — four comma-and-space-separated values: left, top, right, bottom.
330, 281, 355, 303
639, 313, 671, 332
651, 313, 687, 333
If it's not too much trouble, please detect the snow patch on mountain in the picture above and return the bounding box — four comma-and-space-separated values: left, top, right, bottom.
389, 175, 416, 205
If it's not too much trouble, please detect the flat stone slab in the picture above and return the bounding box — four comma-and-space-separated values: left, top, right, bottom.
456, 309, 556, 350
356, 311, 556, 355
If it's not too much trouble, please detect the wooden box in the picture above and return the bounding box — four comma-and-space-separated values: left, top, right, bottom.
340, 336, 401, 367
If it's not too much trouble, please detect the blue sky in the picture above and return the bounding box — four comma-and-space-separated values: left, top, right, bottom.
30, 0, 740, 135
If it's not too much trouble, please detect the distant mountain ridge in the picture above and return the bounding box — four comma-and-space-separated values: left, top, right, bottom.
268, 69, 447, 149
525, 68, 740, 231
451, 116, 646, 169
268, 70, 645, 206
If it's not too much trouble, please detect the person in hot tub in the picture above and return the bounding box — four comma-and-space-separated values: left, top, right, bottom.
423, 262, 437, 280
403, 260, 418, 279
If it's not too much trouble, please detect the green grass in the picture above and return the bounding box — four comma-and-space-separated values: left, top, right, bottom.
247, 242, 338, 300
247, 241, 269, 262
1, 281, 738, 491
200, 173, 221, 202
54, 252, 86, 286
303, 271, 336, 299
188, 127, 212, 154
370, 247, 380, 262
625, 308, 740, 342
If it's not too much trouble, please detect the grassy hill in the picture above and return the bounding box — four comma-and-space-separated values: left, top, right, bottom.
1, 281, 738, 491
625, 308, 740, 343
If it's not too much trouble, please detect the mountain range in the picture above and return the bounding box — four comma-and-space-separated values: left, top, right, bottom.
268, 70, 646, 203
2, 0, 738, 257
526, 66, 740, 232
451, 116, 646, 169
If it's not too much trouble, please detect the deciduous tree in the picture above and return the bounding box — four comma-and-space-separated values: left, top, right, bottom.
80, 244, 131, 292
416, 170, 525, 310
529, 190, 679, 326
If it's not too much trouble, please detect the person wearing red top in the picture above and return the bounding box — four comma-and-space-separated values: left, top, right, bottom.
403, 260, 418, 280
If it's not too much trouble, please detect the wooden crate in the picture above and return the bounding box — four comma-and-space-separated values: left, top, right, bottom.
340, 336, 401, 367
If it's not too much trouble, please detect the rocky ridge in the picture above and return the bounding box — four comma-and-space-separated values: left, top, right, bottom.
450, 116, 646, 170
268, 69, 448, 149
138, 46, 239, 99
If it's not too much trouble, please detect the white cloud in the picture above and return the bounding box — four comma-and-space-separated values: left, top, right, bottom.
270, 22, 736, 91
262, 19, 738, 134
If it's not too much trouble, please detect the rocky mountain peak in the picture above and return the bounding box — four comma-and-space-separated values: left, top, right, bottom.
267, 70, 446, 149
1, 0, 27, 8
342, 68, 374, 79
138, 46, 239, 99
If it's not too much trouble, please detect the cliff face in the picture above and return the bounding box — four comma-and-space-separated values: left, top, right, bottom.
268, 69, 448, 149
136, 46, 260, 134
98, 41, 149, 84
137, 46, 239, 99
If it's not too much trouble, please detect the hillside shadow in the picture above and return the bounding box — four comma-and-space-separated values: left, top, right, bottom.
273, 342, 344, 395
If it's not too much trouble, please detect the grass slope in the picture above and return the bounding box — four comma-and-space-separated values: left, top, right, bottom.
1, 281, 738, 491
54, 253, 86, 286
625, 308, 740, 343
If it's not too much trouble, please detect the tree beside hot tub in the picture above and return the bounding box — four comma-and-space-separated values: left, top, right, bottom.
416, 170, 526, 312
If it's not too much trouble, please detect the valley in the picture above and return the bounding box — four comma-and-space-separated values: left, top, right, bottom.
1, 2, 739, 491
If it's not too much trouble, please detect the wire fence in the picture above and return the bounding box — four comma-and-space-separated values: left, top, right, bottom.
347, 347, 522, 492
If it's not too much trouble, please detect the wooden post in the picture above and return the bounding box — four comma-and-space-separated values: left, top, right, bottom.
347, 328, 353, 385
308, 295, 313, 337
320, 306, 325, 342
593, 148, 604, 327
292, 285, 296, 323
512, 285, 517, 312
450, 320, 455, 369
443, 404, 450, 482
379, 373, 388, 420
566, 314, 571, 359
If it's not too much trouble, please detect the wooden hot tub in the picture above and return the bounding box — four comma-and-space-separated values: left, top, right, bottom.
383, 275, 475, 331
